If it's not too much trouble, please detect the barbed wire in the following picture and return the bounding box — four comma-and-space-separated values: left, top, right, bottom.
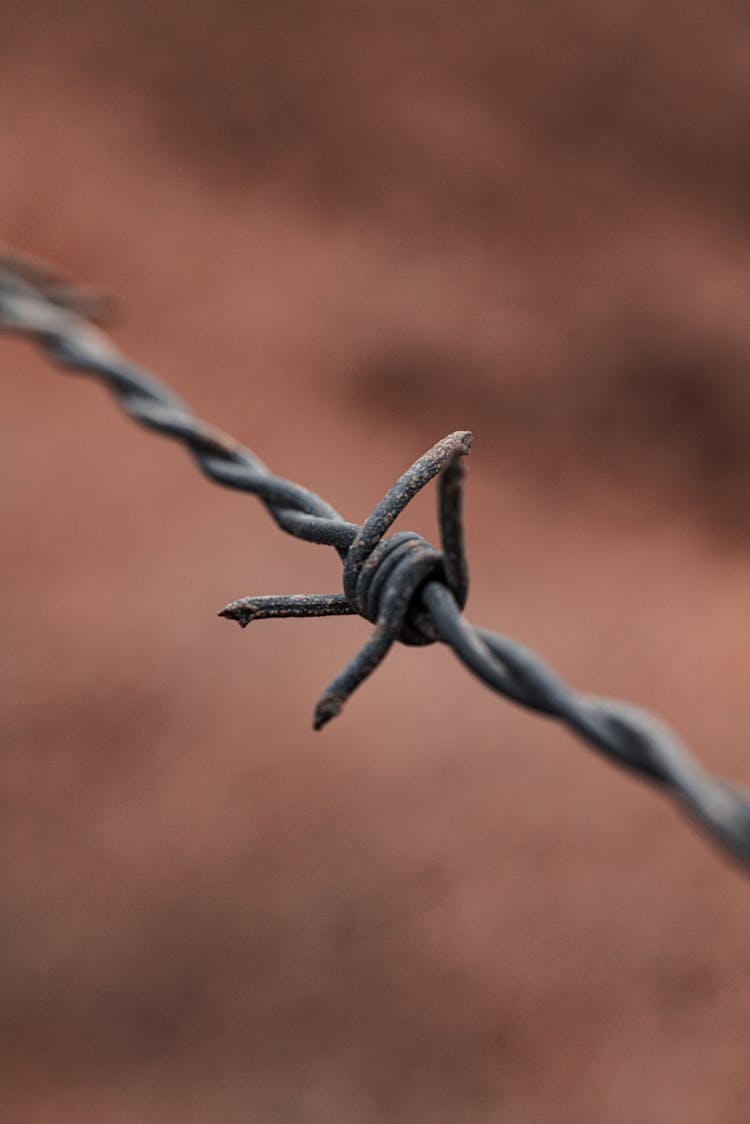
2, 250, 750, 870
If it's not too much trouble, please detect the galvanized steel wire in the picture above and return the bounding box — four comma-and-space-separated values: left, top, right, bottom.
2, 250, 750, 869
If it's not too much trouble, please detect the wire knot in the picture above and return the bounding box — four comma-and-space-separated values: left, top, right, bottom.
219, 430, 472, 727
343, 530, 443, 645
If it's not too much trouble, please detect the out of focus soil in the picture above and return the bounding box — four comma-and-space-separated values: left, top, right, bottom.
2, 3, 750, 1121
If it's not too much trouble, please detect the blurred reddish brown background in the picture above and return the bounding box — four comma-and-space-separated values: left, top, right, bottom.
2, 3, 750, 1121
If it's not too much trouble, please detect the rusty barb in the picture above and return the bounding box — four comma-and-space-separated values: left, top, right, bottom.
2, 250, 750, 871
221, 430, 472, 730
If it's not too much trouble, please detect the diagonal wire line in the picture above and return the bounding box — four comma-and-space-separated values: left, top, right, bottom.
2, 251, 750, 869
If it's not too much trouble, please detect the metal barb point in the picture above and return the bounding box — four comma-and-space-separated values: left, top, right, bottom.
224, 432, 472, 728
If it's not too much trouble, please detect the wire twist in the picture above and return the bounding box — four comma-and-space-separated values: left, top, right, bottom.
2, 251, 750, 869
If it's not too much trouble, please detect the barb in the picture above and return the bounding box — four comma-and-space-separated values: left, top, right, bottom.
2, 252, 750, 870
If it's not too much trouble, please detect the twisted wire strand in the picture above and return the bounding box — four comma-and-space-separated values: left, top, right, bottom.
2, 253, 750, 869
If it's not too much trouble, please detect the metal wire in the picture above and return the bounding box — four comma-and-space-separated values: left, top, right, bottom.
2, 251, 750, 869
